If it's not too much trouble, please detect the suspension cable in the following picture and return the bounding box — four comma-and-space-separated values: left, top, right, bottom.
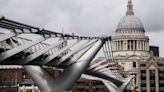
102, 40, 118, 76
109, 40, 123, 78
102, 38, 123, 78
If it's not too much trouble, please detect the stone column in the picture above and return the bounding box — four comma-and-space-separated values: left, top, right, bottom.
145, 41, 147, 50
115, 41, 117, 51
32, 85, 35, 92
123, 40, 125, 50
143, 41, 145, 50
146, 41, 149, 51
119, 41, 121, 50
146, 68, 150, 92
147, 41, 149, 51
138, 40, 140, 50
125, 40, 128, 50
144, 41, 146, 50
136, 40, 139, 50
127, 40, 129, 50
133, 40, 135, 50
112, 41, 115, 51
155, 69, 159, 92
144, 41, 145, 50
141, 40, 143, 50
145, 41, 146, 50
120, 41, 121, 50
116, 41, 118, 51
123, 40, 126, 50
114, 41, 116, 51
130, 40, 131, 50
139, 40, 141, 50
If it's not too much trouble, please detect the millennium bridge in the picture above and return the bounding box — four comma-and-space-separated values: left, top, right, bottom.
0, 17, 134, 92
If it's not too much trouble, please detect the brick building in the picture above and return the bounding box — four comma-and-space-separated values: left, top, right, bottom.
0, 67, 23, 92
0, 66, 109, 92
72, 78, 108, 92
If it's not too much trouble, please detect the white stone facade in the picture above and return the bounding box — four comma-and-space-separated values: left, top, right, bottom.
112, 0, 150, 70
111, 0, 151, 91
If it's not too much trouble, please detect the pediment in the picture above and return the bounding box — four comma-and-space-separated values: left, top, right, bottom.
146, 56, 158, 68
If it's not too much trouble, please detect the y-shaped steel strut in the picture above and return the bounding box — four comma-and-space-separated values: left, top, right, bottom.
23, 39, 104, 91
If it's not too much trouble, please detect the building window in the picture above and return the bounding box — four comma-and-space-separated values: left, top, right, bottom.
159, 87, 164, 91
141, 70, 146, 73
158, 64, 164, 67
141, 87, 146, 91
150, 69, 156, 92
159, 70, 164, 88
133, 62, 136, 67
141, 83, 146, 87
140, 64, 146, 67
141, 73, 146, 77
141, 76, 146, 80
150, 87, 155, 92
140, 69, 146, 88
26, 89, 32, 92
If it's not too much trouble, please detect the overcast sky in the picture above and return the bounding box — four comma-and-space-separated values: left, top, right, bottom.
0, 0, 164, 56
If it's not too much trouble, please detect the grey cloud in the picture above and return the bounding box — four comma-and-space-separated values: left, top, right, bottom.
1, 0, 164, 56
0, 0, 164, 34
0, 0, 125, 36
135, 0, 164, 32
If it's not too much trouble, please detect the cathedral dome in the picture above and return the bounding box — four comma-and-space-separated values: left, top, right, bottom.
116, 15, 144, 32
116, 0, 145, 33
112, 0, 149, 58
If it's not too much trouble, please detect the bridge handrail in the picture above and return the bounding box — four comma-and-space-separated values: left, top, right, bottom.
0, 17, 111, 40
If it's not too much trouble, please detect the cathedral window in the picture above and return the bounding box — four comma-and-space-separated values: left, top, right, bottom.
133, 62, 136, 67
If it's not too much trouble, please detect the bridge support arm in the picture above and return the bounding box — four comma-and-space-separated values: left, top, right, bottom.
23, 39, 104, 91
85, 70, 123, 87
53, 39, 104, 91
23, 65, 56, 92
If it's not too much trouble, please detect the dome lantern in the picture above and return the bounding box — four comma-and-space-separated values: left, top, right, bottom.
126, 0, 134, 16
